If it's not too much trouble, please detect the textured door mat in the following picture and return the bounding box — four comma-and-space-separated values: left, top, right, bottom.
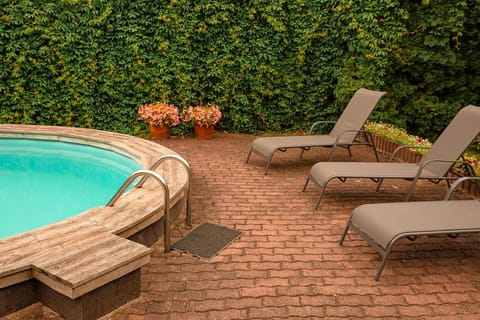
171, 223, 243, 259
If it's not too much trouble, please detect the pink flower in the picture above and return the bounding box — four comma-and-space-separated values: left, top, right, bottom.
138, 102, 180, 127
181, 104, 222, 128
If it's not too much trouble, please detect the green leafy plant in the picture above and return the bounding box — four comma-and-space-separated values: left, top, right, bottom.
0, 1, 479, 139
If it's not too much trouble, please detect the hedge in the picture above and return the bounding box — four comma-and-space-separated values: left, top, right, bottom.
1, 0, 479, 139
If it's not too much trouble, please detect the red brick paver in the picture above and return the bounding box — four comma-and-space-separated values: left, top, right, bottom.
9, 132, 480, 319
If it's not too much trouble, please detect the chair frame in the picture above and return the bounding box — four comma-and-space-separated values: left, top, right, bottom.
246, 88, 386, 174
340, 176, 480, 281
303, 105, 480, 208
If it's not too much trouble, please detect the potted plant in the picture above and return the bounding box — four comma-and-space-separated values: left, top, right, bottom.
181, 104, 222, 139
364, 121, 431, 163
137, 102, 180, 140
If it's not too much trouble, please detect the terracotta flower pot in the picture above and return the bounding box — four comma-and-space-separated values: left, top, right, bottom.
149, 124, 170, 140
194, 125, 215, 140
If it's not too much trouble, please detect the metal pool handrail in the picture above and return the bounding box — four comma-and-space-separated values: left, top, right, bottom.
106, 169, 171, 252
136, 154, 192, 227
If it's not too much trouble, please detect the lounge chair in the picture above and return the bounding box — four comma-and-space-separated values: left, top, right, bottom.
303, 105, 480, 208
340, 177, 480, 280
246, 88, 387, 174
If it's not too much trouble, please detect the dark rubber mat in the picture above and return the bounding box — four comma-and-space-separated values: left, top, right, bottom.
171, 223, 243, 259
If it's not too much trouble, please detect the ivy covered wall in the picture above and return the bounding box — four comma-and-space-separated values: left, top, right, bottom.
1, 0, 478, 139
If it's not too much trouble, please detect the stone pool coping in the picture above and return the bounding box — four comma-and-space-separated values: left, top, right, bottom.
0, 125, 189, 319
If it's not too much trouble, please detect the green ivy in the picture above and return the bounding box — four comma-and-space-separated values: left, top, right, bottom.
0, 1, 479, 139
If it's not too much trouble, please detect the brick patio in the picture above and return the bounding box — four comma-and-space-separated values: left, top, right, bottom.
9, 132, 480, 319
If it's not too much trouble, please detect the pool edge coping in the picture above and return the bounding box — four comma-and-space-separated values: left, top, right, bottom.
0, 125, 188, 314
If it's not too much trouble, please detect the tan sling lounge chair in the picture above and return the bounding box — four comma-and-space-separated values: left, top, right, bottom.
246, 88, 387, 174
340, 177, 480, 280
303, 105, 480, 208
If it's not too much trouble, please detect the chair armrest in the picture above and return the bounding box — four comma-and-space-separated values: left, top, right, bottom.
444, 177, 480, 200
414, 159, 463, 179
405, 158, 476, 202
308, 120, 336, 135
333, 129, 365, 145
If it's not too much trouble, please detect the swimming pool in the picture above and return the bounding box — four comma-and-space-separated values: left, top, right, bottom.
0, 125, 190, 319
0, 138, 142, 238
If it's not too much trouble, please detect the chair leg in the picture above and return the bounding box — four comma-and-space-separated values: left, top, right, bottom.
315, 187, 327, 210
299, 147, 310, 160
371, 144, 380, 162
462, 164, 480, 194
363, 132, 380, 162
376, 179, 384, 192
404, 179, 418, 201
327, 146, 338, 161
264, 156, 273, 175
475, 179, 480, 196
246, 149, 253, 163
347, 146, 353, 157
374, 255, 390, 281
339, 222, 352, 245
303, 176, 329, 209
302, 176, 311, 192
246, 148, 274, 175
374, 240, 399, 281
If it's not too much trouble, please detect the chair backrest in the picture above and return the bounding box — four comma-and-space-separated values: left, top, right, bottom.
329, 88, 386, 144
418, 105, 480, 176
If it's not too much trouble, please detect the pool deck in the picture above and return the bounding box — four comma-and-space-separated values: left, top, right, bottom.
8, 131, 480, 319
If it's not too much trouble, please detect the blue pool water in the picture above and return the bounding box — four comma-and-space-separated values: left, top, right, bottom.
0, 138, 142, 238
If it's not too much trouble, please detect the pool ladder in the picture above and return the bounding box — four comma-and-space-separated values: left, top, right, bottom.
106, 154, 192, 253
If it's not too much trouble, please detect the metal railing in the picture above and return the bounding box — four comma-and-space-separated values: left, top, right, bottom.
106, 169, 171, 252
136, 154, 192, 227
106, 154, 192, 253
